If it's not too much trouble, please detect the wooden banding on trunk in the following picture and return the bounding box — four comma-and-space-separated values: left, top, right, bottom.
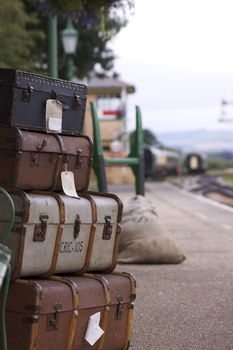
1, 273, 136, 350
0, 190, 122, 280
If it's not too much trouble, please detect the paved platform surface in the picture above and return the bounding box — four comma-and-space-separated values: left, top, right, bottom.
112, 182, 233, 350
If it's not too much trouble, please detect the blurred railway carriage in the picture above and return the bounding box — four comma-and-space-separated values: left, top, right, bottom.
144, 145, 181, 178
183, 152, 207, 175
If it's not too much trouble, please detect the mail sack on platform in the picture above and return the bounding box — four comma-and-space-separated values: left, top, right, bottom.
118, 195, 186, 264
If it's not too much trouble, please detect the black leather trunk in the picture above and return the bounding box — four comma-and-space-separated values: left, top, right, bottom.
0, 69, 87, 135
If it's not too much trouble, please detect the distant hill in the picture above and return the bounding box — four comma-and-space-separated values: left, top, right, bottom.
157, 130, 233, 153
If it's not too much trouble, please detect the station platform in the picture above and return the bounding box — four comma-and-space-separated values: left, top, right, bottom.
112, 182, 233, 350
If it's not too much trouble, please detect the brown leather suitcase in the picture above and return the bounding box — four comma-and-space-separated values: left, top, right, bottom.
0, 127, 93, 191
0, 69, 87, 135
1, 272, 136, 350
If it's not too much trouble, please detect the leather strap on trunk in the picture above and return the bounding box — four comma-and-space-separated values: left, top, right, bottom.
30, 191, 65, 224
40, 225, 63, 278
84, 191, 123, 222
78, 193, 121, 273
48, 276, 79, 350
14, 279, 43, 350
53, 134, 66, 164
27, 191, 98, 276
110, 272, 137, 350
29, 191, 65, 278
78, 193, 97, 223
75, 223, 97, 274
50, 134, 66, 191
83, 273, 111, 350
102, 224, 121, 274
11, 226, 26, 280
61, 186, 97, 274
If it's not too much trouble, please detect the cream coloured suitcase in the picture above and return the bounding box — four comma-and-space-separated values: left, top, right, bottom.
80, 192, 123, 272
0, 190, 122, 280
50, 191, 122, 275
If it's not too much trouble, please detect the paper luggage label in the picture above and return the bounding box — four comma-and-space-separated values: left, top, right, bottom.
85, 312, 104, 346
45, 99, 63, 133
61, 171, 80, 199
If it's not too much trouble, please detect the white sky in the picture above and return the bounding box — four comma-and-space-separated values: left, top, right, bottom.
110, 0, 233, 133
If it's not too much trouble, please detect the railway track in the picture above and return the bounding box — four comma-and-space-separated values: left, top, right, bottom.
172, 175, 233, 207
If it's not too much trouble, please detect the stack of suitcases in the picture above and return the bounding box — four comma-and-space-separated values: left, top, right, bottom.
0, 69, 136, 350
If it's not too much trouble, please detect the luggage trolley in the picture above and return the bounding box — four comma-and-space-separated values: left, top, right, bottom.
0, 187, 15, 350
90, 101, 145, 195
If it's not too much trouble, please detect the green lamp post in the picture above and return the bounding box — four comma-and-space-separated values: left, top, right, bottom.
62, 19, 78, 81
48, 15, 58, 78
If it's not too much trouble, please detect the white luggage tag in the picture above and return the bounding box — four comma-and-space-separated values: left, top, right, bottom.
85, 312, 104, 346
61, 164, 80, 199
45, 99, 63, 133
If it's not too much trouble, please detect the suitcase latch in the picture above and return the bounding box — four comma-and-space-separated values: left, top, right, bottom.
75, 149, 82, 169
31, 139, 48, 166
102, 216, 112, 240
51, 89, 59, 100
33, 214, 49, 242
73, 93, 81, 109
74, 214, 81, 239
46, 302, 62, 331
22, 84, 34, 102
116, 295, 123, 320
36, 139, 47, 152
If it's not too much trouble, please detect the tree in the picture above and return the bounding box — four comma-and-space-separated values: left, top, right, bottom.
0, 0, 132, 79
0, 0, 45, 71
143, 129, 162, 147
20, 0, 131, 79
64, 16, 127, 79
31, 0, 130, 79
130, 129, 162, 149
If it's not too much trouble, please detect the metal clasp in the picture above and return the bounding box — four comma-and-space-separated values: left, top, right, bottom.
74, 214, 81, 239
46, 302, 62, 331
62, 154, 68, 169
102, 215, 112, 240
30, 153, 40, 166
75, 149, 82, 169
51, 90, 59, 100
22, 84, 34, 102
36, 139, 47, 152
73, 93, 81, 109
33, 214, 49, 242
116, 295, 123, 320
31, 139, 47, 166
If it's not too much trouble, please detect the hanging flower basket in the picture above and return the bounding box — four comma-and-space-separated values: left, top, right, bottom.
36, 0, 134, 18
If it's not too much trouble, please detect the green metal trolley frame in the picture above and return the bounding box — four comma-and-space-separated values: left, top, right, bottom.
90, 101, 145, 195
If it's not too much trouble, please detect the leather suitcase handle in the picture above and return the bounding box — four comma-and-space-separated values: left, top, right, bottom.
51, 90, 59, 100
49, 135, 66, 192
36, 139, 47, 152
53, 134, 67, 168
